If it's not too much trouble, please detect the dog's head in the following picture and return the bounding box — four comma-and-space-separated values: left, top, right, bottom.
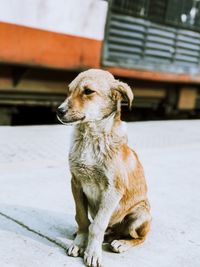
57, 69, 133, 124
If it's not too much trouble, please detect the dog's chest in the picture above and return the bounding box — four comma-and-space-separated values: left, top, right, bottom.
69, 137, 106, 181
70, 142, 98, 169
69, 136, 108, 212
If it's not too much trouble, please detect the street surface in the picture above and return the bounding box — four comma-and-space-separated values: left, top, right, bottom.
0, 120, 200, 267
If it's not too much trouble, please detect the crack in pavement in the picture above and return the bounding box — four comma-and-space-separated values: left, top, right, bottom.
0, 211, 67, 250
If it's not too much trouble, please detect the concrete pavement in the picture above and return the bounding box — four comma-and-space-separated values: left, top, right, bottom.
0, 120, 200, 267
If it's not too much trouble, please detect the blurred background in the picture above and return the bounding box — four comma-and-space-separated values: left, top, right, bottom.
1, 0, 200, 125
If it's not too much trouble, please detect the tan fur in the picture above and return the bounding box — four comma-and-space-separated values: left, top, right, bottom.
111, 147, 149, 225
57, 69, 151, 267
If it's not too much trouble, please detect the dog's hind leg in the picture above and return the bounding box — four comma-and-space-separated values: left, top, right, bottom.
110, 205, 151, 253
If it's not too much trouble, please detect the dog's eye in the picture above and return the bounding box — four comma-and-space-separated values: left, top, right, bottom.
83, 88, 95, 95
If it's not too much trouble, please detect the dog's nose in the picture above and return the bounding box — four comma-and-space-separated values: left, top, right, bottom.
57, 105, 67, 117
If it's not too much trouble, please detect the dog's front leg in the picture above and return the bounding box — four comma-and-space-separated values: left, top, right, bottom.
84, 188, 121, 267
68, 175, 90, 257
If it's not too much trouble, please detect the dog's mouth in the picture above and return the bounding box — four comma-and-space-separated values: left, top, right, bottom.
57, 115, 86, 125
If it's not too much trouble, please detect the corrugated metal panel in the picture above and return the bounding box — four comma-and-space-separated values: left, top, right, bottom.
103, 13, 200, 74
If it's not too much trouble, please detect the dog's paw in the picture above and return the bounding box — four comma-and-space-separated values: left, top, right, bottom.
84, 249, 102, 267
67, 244, 84, 257
67, 232, 88, 257
110, 240, 131, 253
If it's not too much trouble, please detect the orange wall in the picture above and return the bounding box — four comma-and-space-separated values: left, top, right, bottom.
1, 21, 200, 84
0, 22, 101, 70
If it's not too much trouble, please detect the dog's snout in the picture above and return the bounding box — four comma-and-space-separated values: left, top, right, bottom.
57, 105, 67, 117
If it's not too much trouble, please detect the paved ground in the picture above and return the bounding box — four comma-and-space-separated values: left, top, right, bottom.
0, 120, 200, 267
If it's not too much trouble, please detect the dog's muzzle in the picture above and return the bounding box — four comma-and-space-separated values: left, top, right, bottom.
57, 105, 67, 118
56, 106, 85, 125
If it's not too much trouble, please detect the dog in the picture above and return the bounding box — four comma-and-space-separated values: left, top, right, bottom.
57, 69, 151, 267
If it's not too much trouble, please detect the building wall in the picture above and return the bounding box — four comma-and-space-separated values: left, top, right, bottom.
0, 0, 108, 40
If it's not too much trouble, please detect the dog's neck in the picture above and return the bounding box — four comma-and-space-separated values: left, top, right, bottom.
79, 113, 115, 134
76, 110, 124, 137
73, 111, 127, 158
69, 111, 128, 166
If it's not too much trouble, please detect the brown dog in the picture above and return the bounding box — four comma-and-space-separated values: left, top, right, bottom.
57, 69, 151, 267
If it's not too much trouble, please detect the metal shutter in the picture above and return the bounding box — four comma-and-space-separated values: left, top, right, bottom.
102, 0, 200, 74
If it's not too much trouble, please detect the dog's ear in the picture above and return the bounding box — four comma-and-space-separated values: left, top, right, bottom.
111, 80, 134, 109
